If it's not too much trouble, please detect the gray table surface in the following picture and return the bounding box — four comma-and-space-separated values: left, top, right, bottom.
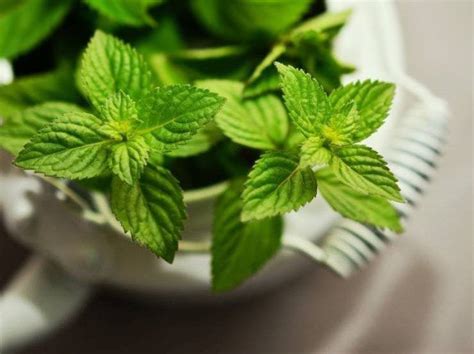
0, 1, 472, 353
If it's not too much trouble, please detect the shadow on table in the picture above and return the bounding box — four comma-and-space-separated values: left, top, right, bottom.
18, 247, 437, 354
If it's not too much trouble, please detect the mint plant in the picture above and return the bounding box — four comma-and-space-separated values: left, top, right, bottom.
14, 31, 224, 262
0, 1, 404, 292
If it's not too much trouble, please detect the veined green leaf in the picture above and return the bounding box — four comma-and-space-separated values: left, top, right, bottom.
317, 168, 403, 232
330, 144, 403, 202
110, 163, 185, 263
0, 102, 83, 156
84, 0, 163, 27
329, 80, 395, 142
136, 84, 225, 152
109, 136, 149, 185
197, 80, 288, 150
299, 136, 331, 168
0, 67, 80, 117
15, 112, 114, 179
79, 31, 153, 110
0, 0, 73, 59
99, 92, 141, 139
99, 91, 138, 123
212, 180, 283, 292
242, 150, 317, 221
275, 63, 331, 137
323, 102, 359, 146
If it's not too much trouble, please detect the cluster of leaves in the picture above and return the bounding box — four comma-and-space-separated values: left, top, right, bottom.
0, 0, 404, 292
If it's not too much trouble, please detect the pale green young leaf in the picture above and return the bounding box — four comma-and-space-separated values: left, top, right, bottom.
212, 180, 283, 292
299, 136, 331, 168
197, 80, 288, 150
242, 151, 318, 222
136, 84, 225, 152
0, 102, 83, 156
99, 92, 141, 140
79, 31, 153, 110
109, 136, 149, 185
331, 145, 403, 202
99, 91, 138, 123
322, 102, 359, 146
316, 168, 403, 232
275, 63, 331, 137
84, 0, 162, 27
0, 67, 80, 117
329, 80, 395, 142
110, 163, 185, 263
15, 112, 115, 179
0, 0, 73, 59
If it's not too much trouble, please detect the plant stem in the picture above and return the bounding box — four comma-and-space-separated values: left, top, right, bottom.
39, 175, 91, 211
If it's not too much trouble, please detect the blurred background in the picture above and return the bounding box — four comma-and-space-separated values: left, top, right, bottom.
0, 1, 472, 353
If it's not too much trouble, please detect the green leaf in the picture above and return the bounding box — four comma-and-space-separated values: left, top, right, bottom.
0, 102, 83, 156
330, 145, 403, 202
329, 80, 395, 142
197, 80, 288, 150
166, 123, 222, 158
243, 66, 280, 98
289, 30, 355, 92
275, 63, 331, 137
99, 91, 141, 139
99, 91, 138, 123
0, 0, 73, 59
299, 136, 331, 168
134, 17, 184, 55
15, 112, 115, 179
148, 54, 189, 86
212, 180, 283, 292
84, 0, 162, 27
109, 136, 149, 185
136, 84, 225, 152
290, 9, 352, 40
192, 0, 312, 41
79, 31, 153, 110
242, 150, 318, 221
316, 168, 403, 232
0, 67, 80, 117
322, 102, 359, 146
110, 163, 185, 263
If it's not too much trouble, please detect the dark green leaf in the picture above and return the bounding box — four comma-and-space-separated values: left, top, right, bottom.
212, 180, 283, 292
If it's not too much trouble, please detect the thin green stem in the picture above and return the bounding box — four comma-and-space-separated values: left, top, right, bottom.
170, 46, 249, 60
39, 176, 91, 211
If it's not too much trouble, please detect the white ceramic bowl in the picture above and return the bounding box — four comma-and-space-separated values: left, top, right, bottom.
0, 1, 407, 300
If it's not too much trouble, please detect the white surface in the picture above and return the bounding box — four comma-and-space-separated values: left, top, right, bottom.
0, 257, 91, 353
